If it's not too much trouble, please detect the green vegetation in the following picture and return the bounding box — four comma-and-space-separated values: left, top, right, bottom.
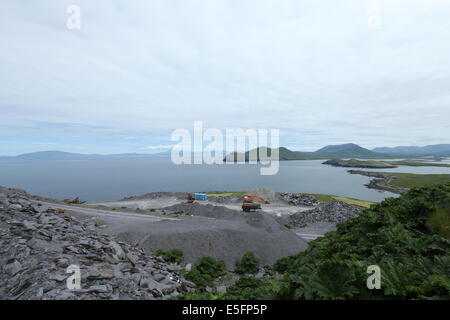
155, 249, 183, 264
223, 144, 399, 162
176, 277, 283, 300
302, 193, 375, 208
427, 207, 450, 239
387, 173, 450, 189
235, 252, 260, 274
323, 159, 450, 169
184, 256, 226, 289
279, 184, 450, 299
179, 184, 450, 300
323, 159, 396, 168
391, 160, 450, 168
225, 277, 282, 300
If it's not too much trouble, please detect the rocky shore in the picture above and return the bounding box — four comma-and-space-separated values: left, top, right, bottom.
347, 170, 409, 194
0, 187, 193, 300
323, 159, 397, 168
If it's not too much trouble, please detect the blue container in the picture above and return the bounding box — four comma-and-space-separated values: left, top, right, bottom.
194, 193, 208, 200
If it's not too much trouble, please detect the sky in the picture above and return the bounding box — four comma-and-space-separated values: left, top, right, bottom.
1, 0, 450, 155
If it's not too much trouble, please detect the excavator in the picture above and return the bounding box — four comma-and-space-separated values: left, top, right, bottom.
242, 195, 270, 212
186, 193, 195, 203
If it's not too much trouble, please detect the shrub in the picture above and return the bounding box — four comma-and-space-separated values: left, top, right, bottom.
184, 269, 215, 289
279, 184, 450, 300
427, 206, 450, 239
184, 256, 226, 289
155, 248, 183, 264
235, 252, 260, 274
273, 254, 299, 274
194, 256, 226, 278
226, 277, 282, 300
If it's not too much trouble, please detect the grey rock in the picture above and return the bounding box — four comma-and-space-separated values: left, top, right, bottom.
0, 187, 190, 300
22, 220, 36, 230
288, 200, 363, 228
126, 252, 139, 265
87, 285, 110, 293
55, 290, 75, 300
36, 287, 44, 298
279, 193, 320, 206
4, 260, 22, 276
153, 273, 166, 282
49, 274, 66, 282
9, 204, 23, 210
216, 285, 227, 293
72, 225, 83, 232
109, 241, 125, 260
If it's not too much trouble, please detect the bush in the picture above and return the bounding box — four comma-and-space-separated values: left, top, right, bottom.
279, 184, 450, 300
273, 255, 299, 274
155, 249, 183, 264
427, 206, 450, 239
195, 256, 226, 278
226, 277, 282, 300
235, 252, 260, 274
184, 256, 226, 289
184, 269, 215, 289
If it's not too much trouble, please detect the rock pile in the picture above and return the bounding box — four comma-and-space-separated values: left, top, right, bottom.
0, 188, 193, 300
163, 202, 241, 219
288, 201, 364, 228
279, 193, 320, 206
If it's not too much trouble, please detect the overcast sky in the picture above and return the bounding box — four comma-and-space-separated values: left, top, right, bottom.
1, 0, 450, 155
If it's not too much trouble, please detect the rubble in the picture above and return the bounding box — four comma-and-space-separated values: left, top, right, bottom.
0, 188, 193, 300
278, 193, 320, 206
288, 201, 364, 228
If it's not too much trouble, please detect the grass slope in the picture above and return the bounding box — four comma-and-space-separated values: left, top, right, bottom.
386, 173, 450, 189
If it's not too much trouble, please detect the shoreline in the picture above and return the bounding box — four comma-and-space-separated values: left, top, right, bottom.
347, 170, 408, 194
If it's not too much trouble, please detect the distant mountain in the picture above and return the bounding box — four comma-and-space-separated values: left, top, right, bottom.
0, 151, 169, 160
372, 144, 450, 157
223, 144, 392, 162
223, 147, 324, 162
314, 143, 383, 158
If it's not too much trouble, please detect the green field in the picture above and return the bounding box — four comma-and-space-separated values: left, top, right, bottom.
386, 173, 450, 189
390, 160, 450, 168
323, 159, 396, 168
323, 158, 450, 169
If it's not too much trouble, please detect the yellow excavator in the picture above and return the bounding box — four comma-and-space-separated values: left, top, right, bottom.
242, 195, 270, 212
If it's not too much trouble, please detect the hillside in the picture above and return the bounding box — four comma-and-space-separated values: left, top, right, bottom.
223, 144, 394, 162
223, 147, 325, 162
373, 144, 450, 157
315, 143, 382, 158
0, 151, 168, 160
